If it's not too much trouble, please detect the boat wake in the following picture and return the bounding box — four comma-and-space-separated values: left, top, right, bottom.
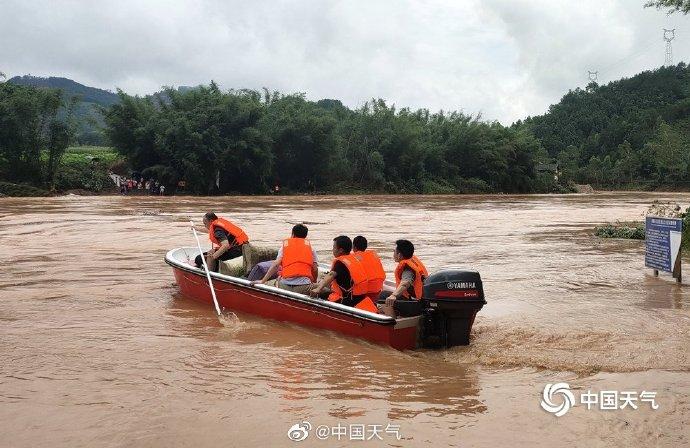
440, 317, 690, 375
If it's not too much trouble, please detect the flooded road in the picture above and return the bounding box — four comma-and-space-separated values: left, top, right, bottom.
1, 192, 689, 447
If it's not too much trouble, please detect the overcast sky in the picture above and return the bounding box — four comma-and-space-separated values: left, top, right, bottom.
1, 0, 688, 124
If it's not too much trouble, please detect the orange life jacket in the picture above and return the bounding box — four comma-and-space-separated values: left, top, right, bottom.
394, 255, 429, 299
209, 217, 249, 248
354, 249, 386, 295
280, 237, 315, 281
328, 254, 368, 302
354, 296, 378, 313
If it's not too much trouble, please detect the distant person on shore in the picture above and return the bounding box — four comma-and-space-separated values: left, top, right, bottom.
251, 224, 318, 294
310, 236, 376, 312
195, 212, 249, 272
381, 239, 429, 317
159, 185, 165, 196
352, 235, 386, 300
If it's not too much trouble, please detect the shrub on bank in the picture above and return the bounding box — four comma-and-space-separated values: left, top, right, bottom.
55, 160, 113, 192
595, 202, 690, 249
55, 164, 114, 192
0, 182, 51, 197
594, 223, 645, 240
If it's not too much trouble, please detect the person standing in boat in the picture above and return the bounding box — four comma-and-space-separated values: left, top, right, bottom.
382, 239, 429, 317
352, 235, 386, 300
251, 224, 318, 294
310, 236, 377, 312
195, 212, 249, 272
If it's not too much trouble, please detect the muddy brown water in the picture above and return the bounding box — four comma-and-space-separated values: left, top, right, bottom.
1, 192, 689, 447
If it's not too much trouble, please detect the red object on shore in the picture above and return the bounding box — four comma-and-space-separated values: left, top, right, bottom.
165, 248, 420, 350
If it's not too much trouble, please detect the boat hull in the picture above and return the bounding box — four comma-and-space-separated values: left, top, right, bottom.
168, 258, 419, 350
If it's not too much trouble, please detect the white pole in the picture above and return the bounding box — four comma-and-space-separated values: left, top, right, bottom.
190, 220, 222, 316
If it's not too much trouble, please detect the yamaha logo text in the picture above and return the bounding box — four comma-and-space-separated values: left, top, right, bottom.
446, 281, 476, 289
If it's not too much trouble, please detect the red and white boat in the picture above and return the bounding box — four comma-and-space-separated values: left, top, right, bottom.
166, 247, 486, 350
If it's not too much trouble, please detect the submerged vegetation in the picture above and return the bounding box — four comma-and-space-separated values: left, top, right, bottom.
595, 201, 690, 250
0, 181, 50, 197
594, 222, 645, 240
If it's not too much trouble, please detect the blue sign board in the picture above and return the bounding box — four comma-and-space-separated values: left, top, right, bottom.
645, 216, 683, 274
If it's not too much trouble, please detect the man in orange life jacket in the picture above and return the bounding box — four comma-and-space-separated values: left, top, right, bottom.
251, 224, 318, 295
383, 239, 429, 317
195, 212, 249, 272
310, 235, 375, 311
352, 236, 386, 299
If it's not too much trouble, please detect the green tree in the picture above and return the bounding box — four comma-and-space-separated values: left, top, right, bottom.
260, 94, 337, 191
646, 121, 690, 183
614, 141, 642, 184
645, 0, 690, 14
0, 82, 72, 187
105, 84, 273, 194
103, 83, 548, 195
519, 64, 690, 187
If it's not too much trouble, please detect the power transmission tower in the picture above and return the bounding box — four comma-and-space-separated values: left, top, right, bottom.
588, 71, 598, 83
663, 29, 675, 67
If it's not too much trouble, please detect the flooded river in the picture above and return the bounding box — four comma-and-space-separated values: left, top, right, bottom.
1, 192, 689, 447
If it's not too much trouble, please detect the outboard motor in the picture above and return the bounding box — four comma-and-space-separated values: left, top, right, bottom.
420, 270, 486, 348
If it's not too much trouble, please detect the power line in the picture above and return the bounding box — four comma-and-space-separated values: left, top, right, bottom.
588, 71, 598, 83
598, 38, 659, 77
585, 32, 676, 86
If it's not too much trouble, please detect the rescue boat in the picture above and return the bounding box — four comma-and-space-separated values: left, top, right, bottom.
165, 247, 486, 350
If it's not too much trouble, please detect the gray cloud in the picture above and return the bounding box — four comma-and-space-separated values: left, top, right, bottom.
0, 0, 688, 123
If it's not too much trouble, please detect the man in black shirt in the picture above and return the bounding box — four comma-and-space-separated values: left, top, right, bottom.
194, 212, 247, 271
310, 235, 366, 306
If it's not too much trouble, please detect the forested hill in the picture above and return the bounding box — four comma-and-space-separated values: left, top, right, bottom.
8, 75, 119, 145
518, 63, 690, 187
8, 75, 119, 106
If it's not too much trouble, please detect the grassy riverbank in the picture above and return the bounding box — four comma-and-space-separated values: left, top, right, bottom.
53, 146, 122, 193
0, 146, 120, 196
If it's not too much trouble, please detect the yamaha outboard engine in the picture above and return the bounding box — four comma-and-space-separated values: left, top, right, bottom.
420, 270, 486, 348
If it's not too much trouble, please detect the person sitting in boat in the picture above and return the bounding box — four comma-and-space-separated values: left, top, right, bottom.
310, 236, 377, 312
195, 212, 249, 272
382, 239, 429, 317
352, 235, 386, 299
250, 224, 318, 294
